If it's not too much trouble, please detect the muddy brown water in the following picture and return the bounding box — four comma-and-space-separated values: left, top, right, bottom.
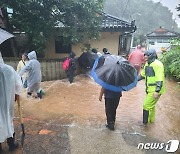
1, 74, 179, 153
21, 75, 179, 141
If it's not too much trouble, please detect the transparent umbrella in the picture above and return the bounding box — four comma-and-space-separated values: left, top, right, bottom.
0, 28, 14, 44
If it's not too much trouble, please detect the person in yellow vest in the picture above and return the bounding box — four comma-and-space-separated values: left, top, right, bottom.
138, 49, 165, 125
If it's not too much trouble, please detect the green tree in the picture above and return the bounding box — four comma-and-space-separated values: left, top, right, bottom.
0, 0, 104, 57
104, 0, 179, 46
159, 39, 180, 80
176, 4, 180, 17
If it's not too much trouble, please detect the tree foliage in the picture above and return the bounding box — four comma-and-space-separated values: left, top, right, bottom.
177, 4, 180, 18
104, 0, 179, 46
159, 39, 180, 80
0, 0, 104, 56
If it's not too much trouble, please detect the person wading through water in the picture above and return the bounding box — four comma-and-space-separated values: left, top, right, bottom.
0, 52, 22, 152
138, 49, 165, 126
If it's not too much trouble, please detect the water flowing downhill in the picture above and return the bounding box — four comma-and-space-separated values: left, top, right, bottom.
21, 75, 180, 141
11, 75, 179, 153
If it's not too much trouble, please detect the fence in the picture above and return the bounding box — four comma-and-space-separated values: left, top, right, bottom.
3, 58, 81, 81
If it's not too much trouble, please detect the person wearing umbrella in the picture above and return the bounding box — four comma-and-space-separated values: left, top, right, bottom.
0, 52, 22, 152
138, 49, 165, 126
92, 55, 137, 130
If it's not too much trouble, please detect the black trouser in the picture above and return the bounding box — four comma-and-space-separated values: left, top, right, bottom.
105, 97, 120, 124
66, 69, 75, 83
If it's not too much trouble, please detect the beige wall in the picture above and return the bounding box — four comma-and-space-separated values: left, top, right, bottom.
45, 35, 68, 59
45, 32, 121, 58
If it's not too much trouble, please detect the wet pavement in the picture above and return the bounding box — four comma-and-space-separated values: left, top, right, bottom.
1, 75, 180, 154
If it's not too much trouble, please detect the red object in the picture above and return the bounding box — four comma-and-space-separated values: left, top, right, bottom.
62, 58, 71, 70
128, 49, 145, 74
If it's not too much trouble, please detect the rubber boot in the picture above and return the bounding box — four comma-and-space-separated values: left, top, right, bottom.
143, 109, 149, 124
7, 133, 19, 152
37, 92, 42, 99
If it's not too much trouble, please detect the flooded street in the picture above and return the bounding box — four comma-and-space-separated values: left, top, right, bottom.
2, 75, 179, 154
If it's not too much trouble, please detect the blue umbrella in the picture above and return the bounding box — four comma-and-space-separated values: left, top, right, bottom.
91, 55, 138, 92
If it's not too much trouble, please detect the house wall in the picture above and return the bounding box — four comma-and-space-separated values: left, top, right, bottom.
45, 32, 121, 58
147, 38, 171, 52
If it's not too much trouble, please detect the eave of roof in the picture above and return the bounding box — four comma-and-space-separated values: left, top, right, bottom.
146, 27, 180, 38
101, 13, 136, 33
55, 12, 137, 33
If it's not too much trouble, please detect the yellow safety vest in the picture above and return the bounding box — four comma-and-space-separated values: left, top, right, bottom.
141, 59, 165, 94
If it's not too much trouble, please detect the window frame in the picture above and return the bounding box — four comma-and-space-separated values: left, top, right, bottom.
55, 36, 72, 54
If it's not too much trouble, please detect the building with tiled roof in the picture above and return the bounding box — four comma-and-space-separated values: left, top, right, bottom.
146, 27, 180, 52
46, 13, 137, 58
101, 13, 136, 32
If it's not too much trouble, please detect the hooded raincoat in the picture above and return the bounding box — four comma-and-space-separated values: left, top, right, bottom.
19, 51, 41, 93
0, 52, 22, 143
141, 59, 165, 123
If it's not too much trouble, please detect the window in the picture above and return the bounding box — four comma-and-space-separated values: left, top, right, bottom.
163, 39, 170, 43
55, 36, 71, 53
157, 39, 163, 43
149, 41, 155, 45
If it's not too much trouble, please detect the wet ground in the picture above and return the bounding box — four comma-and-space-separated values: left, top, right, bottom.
1, 75, 180, 154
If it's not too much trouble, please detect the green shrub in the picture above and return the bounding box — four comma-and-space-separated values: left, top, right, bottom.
159, 39, 180, 81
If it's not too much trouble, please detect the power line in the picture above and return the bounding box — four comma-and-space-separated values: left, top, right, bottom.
134, 0, 163, 33
122, 0, 130, 19
148, 0, 162, 16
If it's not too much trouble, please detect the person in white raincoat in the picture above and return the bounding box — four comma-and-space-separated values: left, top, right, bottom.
19, 51, 42, 99
0, 52, 22, 152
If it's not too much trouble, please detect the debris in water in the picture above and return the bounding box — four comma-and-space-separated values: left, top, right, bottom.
39, 129, 52, 135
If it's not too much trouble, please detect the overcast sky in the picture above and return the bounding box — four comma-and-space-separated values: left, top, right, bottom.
152, 0, 180, 27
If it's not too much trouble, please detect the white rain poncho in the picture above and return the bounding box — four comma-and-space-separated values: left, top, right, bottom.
19, 51, 41, 93
0, 52, 22, 143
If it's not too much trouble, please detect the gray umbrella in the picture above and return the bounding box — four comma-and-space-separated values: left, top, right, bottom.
0, 28, 14, 44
